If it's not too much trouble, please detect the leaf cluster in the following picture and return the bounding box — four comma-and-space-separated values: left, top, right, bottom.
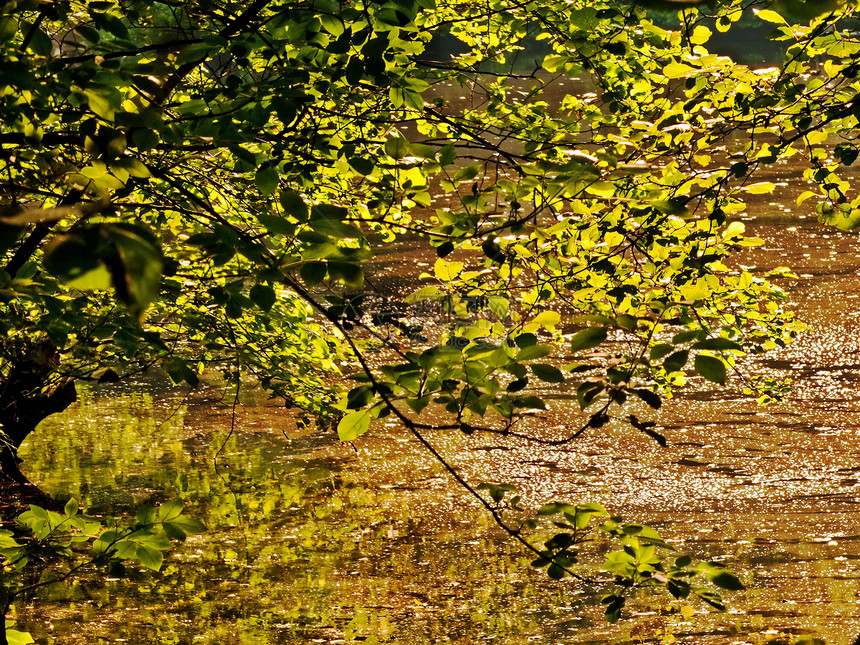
1, 498, 205, 643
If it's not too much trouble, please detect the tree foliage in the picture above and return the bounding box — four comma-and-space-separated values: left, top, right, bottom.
1, 0, 859, 635
1, 498, 204, 644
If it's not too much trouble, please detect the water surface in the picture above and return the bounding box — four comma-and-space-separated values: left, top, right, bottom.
12, 187, 860, 644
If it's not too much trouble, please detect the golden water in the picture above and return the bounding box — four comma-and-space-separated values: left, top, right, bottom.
12, 183, 860, 643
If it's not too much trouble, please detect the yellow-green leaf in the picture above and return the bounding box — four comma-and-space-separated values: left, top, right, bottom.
690, 25, 712, 45
434, 257, 463, 282
338, 409, 371, 441
754, 8, 787, 24
743, 182, 775, 195
663, 62, 697, 79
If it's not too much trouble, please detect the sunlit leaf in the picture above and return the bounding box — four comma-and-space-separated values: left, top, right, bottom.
753, 8, 788, 24
67, 265, 112, 290
337, 409, 371, 441
7, 628, 35, 645
63, 498, 78, 517
663, 62, 697, 79
743, 182, 776, 195
434, 258, 463, 282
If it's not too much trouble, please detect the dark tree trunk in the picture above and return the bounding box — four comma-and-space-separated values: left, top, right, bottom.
0, 343, 77, 482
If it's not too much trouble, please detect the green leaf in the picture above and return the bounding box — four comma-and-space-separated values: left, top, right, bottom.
165, 359, 199, 387
663, 350, 689, 372
176, 42, 214, 65
707, 570, 744, 591
345, 384, 373, 409
337, 409, 371, 441
132, 128, 160, 151
257, 214, 295, 236
690, 25, 711, 45
538, 502, 574, 516
533, 310, 560, 328
569, 327, 607, 353
405, 395, 431, 414
300, 260, 328, 285
156, 499, 184, 523
135, 532, 173, 551
650, 343, 674, 360
576, 381, 604, 410
348, 156, 375, 175
255, 166, 279, 196
43, 231, 106, 285
616, 314, 637, 331
82, 88, 116, 120
439, 144, 456, 165
743, 182, 775, 195
547, 563, 566, 579
672, 330, 701, 344
0, 530, 22, 549
162, 522, 187, 541
408, 142, 435, 159
279, 189, 309, 220
530, 364, 565, 383
434, 257, 463, 282
96, 12, 130, 39
250, 284, 277, 311
691, 338, 742, 351
136, 503, 156, 526
506, 377, 528, 392
436, 241, 454, 257
515, 344, 552, 361
44, 222, 164, 317
25, 25, 53, 56
385, 136, 409, 160
675, 555, 692, 568
109, 223, 163, 318
69, 265, 113, 290
694, 355, 727, 384
168, 516, 207, 534
134, 544, 165, 571
514, 333, 537, 348
64, 498, 79, 517
603, 594, 625, 623
512, 395, 546, 411
328, 261, 364, 288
